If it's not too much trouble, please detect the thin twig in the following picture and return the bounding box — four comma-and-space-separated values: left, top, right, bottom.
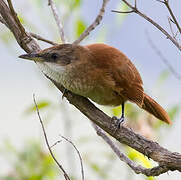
50, 140, 62, 148
112, 10, 135, 14
60, 135, 85, 180
29, 32, 58, 45
163, 0, 181, 34
113, 0, 181, 51
156, 0, 165, 4
145, 30, 181, 81
33, 94, 71, 180
168, 17, 178, 40
48, 0, 66, 43
92, 124, 169, 176
73, 0, 110, 45
134, 0, 137, 9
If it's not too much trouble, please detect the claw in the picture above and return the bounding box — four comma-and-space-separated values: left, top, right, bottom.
112, 102, 125, 130
117, 116, 125, 128
112, 116, 125, 130
62, 88, 68, 100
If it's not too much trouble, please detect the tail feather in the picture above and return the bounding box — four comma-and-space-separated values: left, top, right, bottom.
142, 93, 171, 124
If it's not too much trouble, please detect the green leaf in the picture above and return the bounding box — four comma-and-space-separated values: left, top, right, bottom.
115, 2, 129, 25
75, 19, 86, 38
168, 105, 180, 121
127, 147, 153, 168
17, 14, 25, 24
31, 0, 44, 7
74, 0, 81, 8
24, 100, 51, 114
146, 176, 155, 180
0, 31, 13, 44
112, 105, 122, 117
156, 70, 170, 87
91, 163, 100, 172
112, 103, 139, 119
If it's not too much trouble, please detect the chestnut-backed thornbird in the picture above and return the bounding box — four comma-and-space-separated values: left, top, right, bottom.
19, 43, 171, 125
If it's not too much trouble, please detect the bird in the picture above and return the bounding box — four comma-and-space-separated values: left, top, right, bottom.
19, 43, 171, 125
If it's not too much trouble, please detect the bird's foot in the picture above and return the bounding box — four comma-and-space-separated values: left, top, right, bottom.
62, 88, 69, 100
112, 116, 125, 130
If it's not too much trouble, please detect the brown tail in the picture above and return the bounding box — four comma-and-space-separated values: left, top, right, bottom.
142, 93, 171, 124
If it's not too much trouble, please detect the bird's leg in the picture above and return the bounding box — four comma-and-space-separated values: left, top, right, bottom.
112, 103, 125, 129
118, 102, 125, 127
62, 88, 69, 100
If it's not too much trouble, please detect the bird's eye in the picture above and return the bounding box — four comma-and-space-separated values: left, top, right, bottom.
51, 53, 59, 61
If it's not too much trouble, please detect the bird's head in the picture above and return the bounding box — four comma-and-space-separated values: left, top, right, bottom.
19, 44, 80, 66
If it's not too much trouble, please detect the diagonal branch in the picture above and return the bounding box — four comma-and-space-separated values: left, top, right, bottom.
73, 0, 110, 45
112, 0, 181, 51
92, 124, 169, 176
7, 0, 26, 36
145, 30, 181, 81
0, 0, 40, 53
29, 32, 58, 45
33, 94, 71, 180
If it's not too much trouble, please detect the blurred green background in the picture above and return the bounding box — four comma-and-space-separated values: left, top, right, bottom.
0, 0, 181, 179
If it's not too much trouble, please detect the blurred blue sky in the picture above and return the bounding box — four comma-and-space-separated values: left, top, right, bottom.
0, 0, 181, 179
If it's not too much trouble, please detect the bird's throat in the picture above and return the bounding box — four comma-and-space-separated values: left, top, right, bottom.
36, 62, 66, 85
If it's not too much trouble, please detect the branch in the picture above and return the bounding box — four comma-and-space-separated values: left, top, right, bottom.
73, 0, 110, 45
29, 32, 58, 45
112, 0, 181, 51
92, 124, 169, 176
60, 135, 85, 180
33, 94, 71, 180
0, 0, 40, 53
163, 0, 181, 34
1, 0, 181, 176
7, 0, 26, 36
145, 30, 181, 81
48, 0, 66, 43
168, 17, 178, 40
0, 15, 9, 27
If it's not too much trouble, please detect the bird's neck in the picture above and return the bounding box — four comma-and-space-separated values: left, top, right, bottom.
36, 61, 66, 85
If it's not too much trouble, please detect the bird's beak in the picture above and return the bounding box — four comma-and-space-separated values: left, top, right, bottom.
19, 53, 43, 62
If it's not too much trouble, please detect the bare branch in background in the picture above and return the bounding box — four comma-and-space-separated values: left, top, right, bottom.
50, 135, 85, 180
50, 140, 62, 148
29, 32, 58, 45
168, 17, 178, 40
145, 30, 181, 81
48, 0, 66, 43
92, 124, 169, 176
60, 135, 85, 180
73, 0, 110, 45
162, 0, 181, 34
33, 94, 71, 180
112, 0, 181, 51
